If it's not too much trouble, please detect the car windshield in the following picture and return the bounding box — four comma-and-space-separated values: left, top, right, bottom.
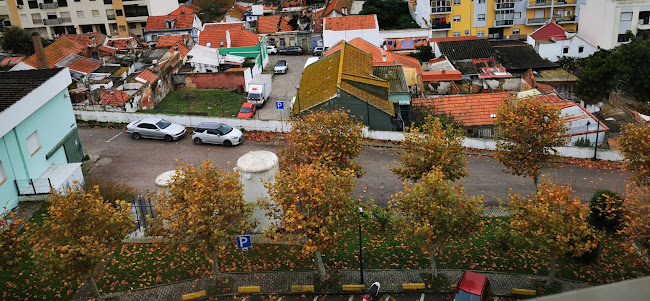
240, 107, 252, 113
217, 124, 233, 135
276, 61, 286, 66
156, 119, 171, 129
248, 93, 261, 99
453, 289, 480, 301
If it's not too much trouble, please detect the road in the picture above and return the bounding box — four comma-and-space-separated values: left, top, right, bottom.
254, 54, 311, 121
80, 127, 631, 206
215, 292, 455, 301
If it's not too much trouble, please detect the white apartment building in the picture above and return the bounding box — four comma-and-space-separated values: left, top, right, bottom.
0, 0, 179, 39
578, 0, 650, 49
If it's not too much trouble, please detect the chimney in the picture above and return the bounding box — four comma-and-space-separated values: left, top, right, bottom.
380, 49, 386, 62
226, 30, 231, 48
32, 32, 48, 69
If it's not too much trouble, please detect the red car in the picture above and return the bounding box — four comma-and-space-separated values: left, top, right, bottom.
453, 271, 491, 301
238, 102, 256, 118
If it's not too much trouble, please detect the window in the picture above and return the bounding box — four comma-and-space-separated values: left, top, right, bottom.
77, 11, 84, 18
514, 12, 521, 19
92, 10, 99, 18
578, 46, 584, 53
477, 30, 485, 37
617, 34, 630, 42
129, 22, 136, 29
32, 13, 42, 24
477, 14, 485, 21
453, 15, 460, 22
453, 32, 461, 36
106, 9, 115, 20
116, 9, 123, 17
479, 0, 485, 3
563, 47, 569, 54
20, 14, 28, 22
512, 29, 520, 35
0, 161, 6, 186
453, 0, 460, 4
620, 12, 632, 21
119, 25, 126, 32
27, 131, 41, 156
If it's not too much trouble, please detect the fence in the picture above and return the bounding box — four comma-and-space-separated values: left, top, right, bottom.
14, 178, 52, 195
129, 194, 156, 233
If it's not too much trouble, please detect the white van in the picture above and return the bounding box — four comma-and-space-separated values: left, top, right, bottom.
303, 57, 319, 70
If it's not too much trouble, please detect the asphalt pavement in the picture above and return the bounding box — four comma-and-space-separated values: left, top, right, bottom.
254, 54, 312, 121
79, 127, 631, 206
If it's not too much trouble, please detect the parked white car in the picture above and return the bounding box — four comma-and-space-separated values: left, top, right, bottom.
267, 45, 278, 55
126, 118, 186, 142
274, 60, 288, 74
192, 122, 243, 146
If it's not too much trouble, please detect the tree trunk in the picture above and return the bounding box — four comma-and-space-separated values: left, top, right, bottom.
314, 250, 328, 282
429, 242, 438, 278
210, 249, 220, 278
88, 277, 100, 300
546, 253, 556, 287
533, 175, 539, 191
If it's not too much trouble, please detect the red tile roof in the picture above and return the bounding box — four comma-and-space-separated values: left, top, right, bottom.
100, 90, 131, 106
202, 22, 245, 31
323, 0, 351, 16
283, 0, 305, 8
23, 37, 87, 69
199, 26, 260, 48
324, 14, 377, 31
422, 70, 462, 81
325, 38, 422, 74
0, 56, 25, 67
530, 22, 567, 41
257, 15, 294, 33
168, 43, 191, 58
68, 57, 101, 74
536, 82, 556, 94
412, 92, 512, 126
429, 36, 477, 43
136, 69, 159, 84
106, 38, 134, 49
97, 45, 118, 54
60, 32, 106, 47
146, 5, 196, 30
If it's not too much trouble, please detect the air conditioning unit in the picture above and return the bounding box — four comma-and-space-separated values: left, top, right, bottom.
17, 4, 23, 9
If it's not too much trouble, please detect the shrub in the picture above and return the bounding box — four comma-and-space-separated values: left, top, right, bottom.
493, 218, 514, 251
83, 175, 137, 204
589, 189, 624, 232
574, 137, 592, 147
372, 206, 391, 231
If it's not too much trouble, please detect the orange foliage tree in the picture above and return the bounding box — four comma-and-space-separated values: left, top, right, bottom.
391, 169, 483, 278
279, 110, 365, 177
0, 212, 24, 271
150, 160, 255, 276
392, 116, 467, 182
508, 178, 599, 287
619, 185, 650, 257
263, 163, 356, 281
494, 97, 569, 188
619, 123, 650, 186
30, 187, 133, 298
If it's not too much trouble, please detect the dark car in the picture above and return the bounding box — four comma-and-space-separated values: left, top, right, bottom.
279, 46, 304, 55
453, 271, 491, 301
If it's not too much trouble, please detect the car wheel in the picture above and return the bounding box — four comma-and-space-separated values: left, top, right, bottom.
132, 132, 141, 140
223, 140, 232, 147
164, 135, 173, 142
193, 138, 202, 145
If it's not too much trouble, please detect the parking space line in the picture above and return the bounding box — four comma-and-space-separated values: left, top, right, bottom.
347, 296, 353, 301
277, 297, 282, 301
106, 132, 122, 142
313, 296, 319, 301
420, 293, 425, 301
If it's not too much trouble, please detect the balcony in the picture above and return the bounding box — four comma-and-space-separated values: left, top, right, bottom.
639, 23, 650, 30
431, 22, 451, 30
527, 0, 577, 8
495, 2, 515, 10
431, 7, 452, 14
43, 18, 63, 25
555, 15, 577, 24
39, 2, 59, 9
526, 17, 549, 25
495, 19, 514, 27
554, 0, 578, 7
107, 15, 116, 20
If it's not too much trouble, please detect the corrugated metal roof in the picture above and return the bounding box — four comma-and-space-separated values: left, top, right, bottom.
373, 65, 409, 94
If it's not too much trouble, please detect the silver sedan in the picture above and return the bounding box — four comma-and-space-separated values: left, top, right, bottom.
126, 118, 186, 142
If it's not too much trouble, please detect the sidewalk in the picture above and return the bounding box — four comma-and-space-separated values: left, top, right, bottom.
97, 269, 592, 301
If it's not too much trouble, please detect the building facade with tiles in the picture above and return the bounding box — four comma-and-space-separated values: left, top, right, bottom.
0, 0, 178, 39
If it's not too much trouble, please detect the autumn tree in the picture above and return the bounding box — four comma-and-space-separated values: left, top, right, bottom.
30, 187, 133, 298
392, 116, 467, 182
619, 123, 650, 186
494, 97, 570, 188
619, 185, 650, 257
0, 213, 24, 271
279, 109, 365, 177
391, 169, 484, 278
263, 163, 356, 281
150, 160, 255, 276
508, 178, 599, 287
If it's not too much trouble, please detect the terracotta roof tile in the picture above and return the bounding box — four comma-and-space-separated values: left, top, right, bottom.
0, 56, 25, 67
257, 15, 293, 33
100, 90, 131, 106
23, 37, 87, 69
199, 26, 260, 48
530, 22, 567, 41
67, 56, 101, 74
97, 45, 118, 54
168, 43, 191, 58
283, 0, 305, 8
412, 92, 513, 126
202, 22, 244, 31
324, 14, 377, 31
325, 38, 422, 75
324, 0, 352, 16
310, 11, 324, 33
61, 32, 106, 47
146, 5, 196, 30
422, 70, 462, 81
155, 35, 188, 47
136, 69, 159, 84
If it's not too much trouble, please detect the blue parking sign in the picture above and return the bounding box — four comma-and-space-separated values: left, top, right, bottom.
465, 30, 469, 35
236, 235, 252, 249
276, 101, 284, 110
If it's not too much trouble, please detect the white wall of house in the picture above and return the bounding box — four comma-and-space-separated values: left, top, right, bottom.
150, 0, 180, 16
528, 35, 598, 62
323, 28, 381, 48
412, 0, 431, 28
578, 0, 650, 49
379, 28, 432, 40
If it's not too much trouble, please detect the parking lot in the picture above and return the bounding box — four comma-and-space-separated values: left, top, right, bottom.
255, 54, 314, 120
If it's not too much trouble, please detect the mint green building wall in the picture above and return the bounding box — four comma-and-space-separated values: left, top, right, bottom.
0, 135, 21, 211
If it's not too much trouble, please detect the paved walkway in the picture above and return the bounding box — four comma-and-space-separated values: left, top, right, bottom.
96, 269, 592, 301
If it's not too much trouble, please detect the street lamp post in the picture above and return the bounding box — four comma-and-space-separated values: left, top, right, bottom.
585, 121, 591, 141
358, 206, 365, 285
593, 120, 600, 161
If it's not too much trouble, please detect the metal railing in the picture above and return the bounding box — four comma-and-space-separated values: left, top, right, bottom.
432, 22, 451, 29
39, 2, 59, 9
15, 178, 52, 196
431, 7, 452, 14
43, 18, 63, 25
495, 19, 514, 27
129, 194, 156, 232
527, 17, 549, 25
496, 3, 515, 9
